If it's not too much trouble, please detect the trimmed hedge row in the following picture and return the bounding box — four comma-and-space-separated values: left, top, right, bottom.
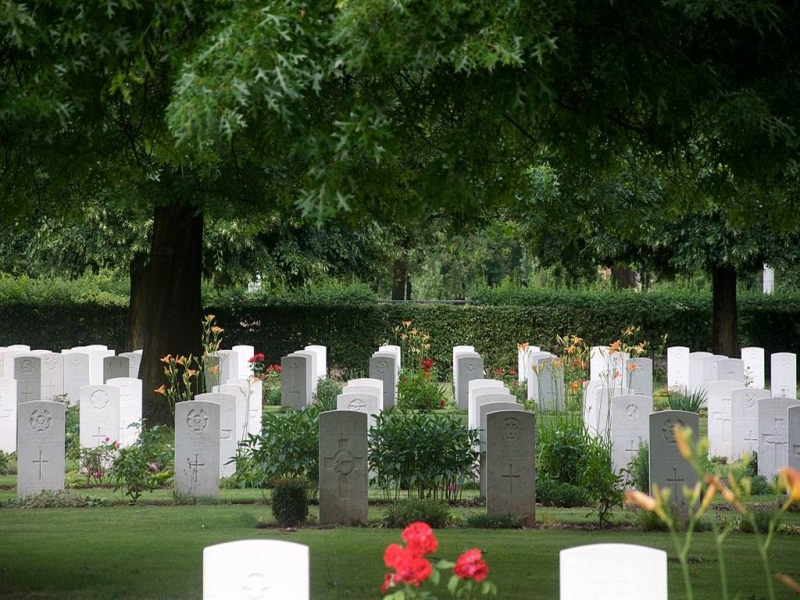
1, 291, 799, 375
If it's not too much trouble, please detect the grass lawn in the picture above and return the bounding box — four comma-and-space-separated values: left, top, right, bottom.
0, 496, 798, 600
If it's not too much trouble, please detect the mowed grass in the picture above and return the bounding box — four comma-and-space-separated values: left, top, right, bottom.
0, 502, 799, 599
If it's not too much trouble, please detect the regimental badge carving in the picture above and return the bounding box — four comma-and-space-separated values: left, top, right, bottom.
20, 359, 34, 375
466, 361, 476, 374
72, 358, 82, 368
333, 447, 356, 476
746, 395, 756, 408
90, 390, 109, 410
375, 359, 389, 375
662, 418, 685, 444
348, 398, 366, 412
187, 408, 209, 432
45, 357, 57, 371
30, 409, 52, 431
242, 572, 269, 599
504, 417, 521, 441
625, 404, 640, 420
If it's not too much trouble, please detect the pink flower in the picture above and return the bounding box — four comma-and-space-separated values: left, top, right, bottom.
92, 471, 103, 480
114, 441, 121, 449
454, 549, 488, 582
103, 436, 110, 443
149, 462, 159, 473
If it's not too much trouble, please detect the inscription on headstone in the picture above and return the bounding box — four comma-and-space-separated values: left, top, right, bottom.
649, 410, 699, 509
175, 401, 220, 499
319, 410, 368, 526
17, 401, 66, 497
486, 410, 535, 526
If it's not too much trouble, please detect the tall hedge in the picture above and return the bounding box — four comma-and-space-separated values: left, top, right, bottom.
1, 290, 798, 376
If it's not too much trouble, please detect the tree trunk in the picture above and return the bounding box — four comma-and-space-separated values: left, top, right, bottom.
140, 203, 204, 426
125, 252, 150, 352
712, 265, 739, 357
611, 264, 638, 289
392, 236, 411, 300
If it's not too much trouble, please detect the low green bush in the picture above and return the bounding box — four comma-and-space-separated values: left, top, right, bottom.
667, 389, 706, 413
369, 410, 478, 501
749, 475, 772, 496
112, 423, 174, 504
383, 498, 451, 529
396, 370, 445, 412
271, 478, 309, 527
464, 513, 524, 529
312, 378, 344, 411
536, 478, 589, 508
624, 441, 649, 493
2, 490, 114, 508
0, 450, 13, 475
738, 508, 781, 534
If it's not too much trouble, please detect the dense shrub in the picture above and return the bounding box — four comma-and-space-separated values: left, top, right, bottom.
312, 378, 344, 411
2, 490, 114, 508
537, 425, 589, 486
535, 478, 589, 508
112, 423, 174, 504
231, 408, 320, 495
464, 513, 524, 529
667, 389, 706, 413
383, 499, 451, 529
6, 289, 800, 377
369, 410, 478, 501
624, 441, 649, 493
271, 478, 309, 527
396, 370, 445, 412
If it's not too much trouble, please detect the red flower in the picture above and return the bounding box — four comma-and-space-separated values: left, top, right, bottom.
384, 543, 433, 586
381, 573, 393, 594
493, 368, 504, 376
508, 369, 518, 377
454, 549, 488, 582
401, 522, 438, 555
267, 364, 282, 373
249, 353, 265, 363
420, 358, 435, 374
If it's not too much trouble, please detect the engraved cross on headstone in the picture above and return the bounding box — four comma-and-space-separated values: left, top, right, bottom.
188, 454, 205, 484
502, 463, 520, 495
667, 468, 684, 499
289, 362, 301, 404
33, 450, 49, 480
92, 426, 104, 446
21, 386, 32, 402
323, 438, 364, 500
744, 429, 758, 452
44, 380, 56, 398
624, 439, 637, 457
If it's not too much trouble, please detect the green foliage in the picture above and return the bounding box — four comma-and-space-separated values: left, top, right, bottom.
396, 370, 445, 412
749, 475, 772, 496
368, 410, 478, 501
112, 424, 174, 504
0, 450, 13, 475
2, 490, 114, 509
464, 513, 524, 529
536, 426, 588, 485
63, 403, 81, 459
581, 438, 624, 527
738, 508, 781, 534
231, 408, 320, 495
312, 377, 344, 411
382, 499, 451, 529
270, 478, 309, 527
535, 479, 589, 508
73, 439, 119, 488
667, 389, 707, 413
624, 441, 650, 493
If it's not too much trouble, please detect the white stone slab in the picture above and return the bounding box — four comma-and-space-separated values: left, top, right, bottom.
40, 353, 64, 400
17, 401, 65, 497
452, 345, 476, 404
232, 345, 255, 379
79, 385, 121, 448
86, 348, 114, 385
486, 410, 536, 526
590, 346, 610, 382
702, 355, 727, 386
216, 350, 241, 386
741, 347, 765, 389
526, 352, 554, 401
214, 383, 252, 442
228, 378, 263, 437
474, 392, 518, 435
106, 377, 143, 448
455, 352, 484, 410
103, 355, 130, 383
336, 391, 382, 428
319, 410, 368, 526
584, 385, 634, 439
649, 410, 699, 509
610, 394, 653, 473
706, 381, 744, 460
15, 355, 41, 404
378, 345, 402, 374
788, 405, 800, 473
468, 379, 506, 428
203, 540, 309, 600
667, 346, 690, 392
517, 344, 541, 383
62, 351, 90, 406
196, 392, 238, 478
758, 397, 800, 479
478, 401, 525, 497
369, 352, 398, 409
715, 359, 744, 383
688, 352, 713, 395
304, 345, 327, 385
0, 378, 17, 453
626, 358, 653, 398
731, 388, 769, 461
346, 378, 383, 400
175, 401, 220, 499
119, 352, 142, 379
771, 353, 797, 398
281, 354, 312, 409
560, 543, 667, 600
293, 351, 318, 396
531, 356, 565, 411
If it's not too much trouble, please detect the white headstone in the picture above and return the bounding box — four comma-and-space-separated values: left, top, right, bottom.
369, 352, 398, 409
103, 355, 130, 383
217, 350, 241, 386
15, 355, 41, 405
3, 345, 30, 378
468, 379, 506, 428
175, 401, 220, 499
452, 345, 476, 405
214, 383, 252, 442
478, 401, 525, 496
770, 353, 797, 399
304, 345, 327, 385
706, 381, 744, 460
228, 378, 263, 437
106, 377, 143, 448
714, 359, 744, 383
455, 352, 484, 410
526, 352, 554, 401
584, 385, 634, 439
560, 543, 667, 600
649, 410, 699, 510
626, 358, 653, 398
17, 401, 66, 498
281, 354, 311, 409
534, 357, 565, 411
86, 348, 114, 385
62, 351, 90, 406
378, 345, 402, 374
730, 388, 770, 461
590, 346, 610, 382
0, 378, 18, 453
741, 347, 765, 389
702, 355, 727, 386
40, 353, 64, 400
232, 345, 255, 379
517, 344, 541, 383
346, 378, 383, 401
789, 405, 800, 472
119, 352, 142, 379
196, 392, 238, 478
758, 397, 800, 479
688, 352, 713, 395
336, 391, 382, 427
203, 540, 309, 600
79, 385, 121, 448
610, 394, 653, 474
667, 346, 690, 392
293, 350, 318, 396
